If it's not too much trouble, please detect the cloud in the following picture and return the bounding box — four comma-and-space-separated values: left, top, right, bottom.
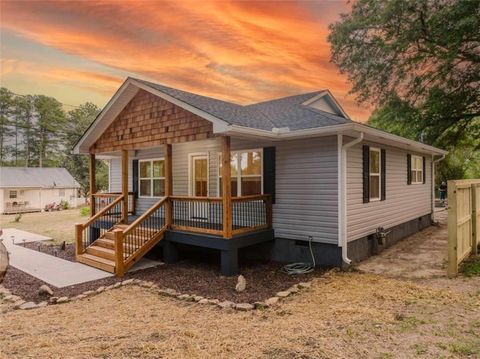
0, 0, 371, 120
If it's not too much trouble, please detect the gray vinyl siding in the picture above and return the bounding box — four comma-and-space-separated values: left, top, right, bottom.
346, 140, 432, 242
274, 136, 338, 244
108, 136, 340, 245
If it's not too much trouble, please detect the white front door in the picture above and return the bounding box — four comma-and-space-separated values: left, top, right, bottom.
190, 155, 208, 220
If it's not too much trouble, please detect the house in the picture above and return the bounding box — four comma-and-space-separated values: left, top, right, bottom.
0, 167, 81, 214
73, 77, 447, 276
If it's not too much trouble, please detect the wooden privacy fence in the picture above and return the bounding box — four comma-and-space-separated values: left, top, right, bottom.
448, 179, 480, 277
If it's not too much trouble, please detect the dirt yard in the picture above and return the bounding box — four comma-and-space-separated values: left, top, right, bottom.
0, 209, 85, 244
1, 209, 479, 358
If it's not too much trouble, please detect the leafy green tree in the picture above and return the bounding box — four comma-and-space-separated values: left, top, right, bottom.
63, 102, 108, 194
0, 88, 14, 165
33, 95, 66, 167
328, 0, 480, 148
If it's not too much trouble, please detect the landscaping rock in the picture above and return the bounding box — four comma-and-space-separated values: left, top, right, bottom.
235, 275, 247, 292
217, 300, 235, 309
198, 298, 209, 304
113, 282, 122, 288
13, 300, 25, 309
96, 286, 105, 293
158, 288, 178, 297
177, 294, 194, 302
140, 281, 154, 288
4, 294, 21, 303
276, 291, 290, 298
75, 294, 87, 300
56, 296, 69, 304
38, 284, 54, 296
122, 279, 134, 286
298, 282, 311, 289
235, 303, 254, 311
37, 301, 48, 307
19, 302, 37, 310
193, 295, 204, 302
83, 290, 95, 297
265, 297, 279, 306
49, 296, 59, 304
287, 285, 299, 293
208, 299, 220, 305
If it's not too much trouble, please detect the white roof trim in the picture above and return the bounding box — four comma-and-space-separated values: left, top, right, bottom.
223, 123, 447, 155
74, 78, 231, 154
302, 90, 351, 120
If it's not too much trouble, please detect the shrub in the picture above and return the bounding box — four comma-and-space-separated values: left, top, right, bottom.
14, 213, 22, 222
60, 200, 70, 210
80, 206, 90, 217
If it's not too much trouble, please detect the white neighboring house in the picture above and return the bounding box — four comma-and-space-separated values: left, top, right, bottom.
0, 167, 82, 214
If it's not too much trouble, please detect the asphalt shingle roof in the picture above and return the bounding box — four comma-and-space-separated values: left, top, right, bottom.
135, 78, 351, 131
0, 167, 80, 188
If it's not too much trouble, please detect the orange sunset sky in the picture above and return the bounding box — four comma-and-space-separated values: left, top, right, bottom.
0, 0, 372, 121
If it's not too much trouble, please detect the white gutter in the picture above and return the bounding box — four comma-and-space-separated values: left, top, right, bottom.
431, 154, 446, 222
339, 131, 364, 266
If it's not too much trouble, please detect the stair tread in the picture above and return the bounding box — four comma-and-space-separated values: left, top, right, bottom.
88, 245, 115, 254
78, 253, 115, 266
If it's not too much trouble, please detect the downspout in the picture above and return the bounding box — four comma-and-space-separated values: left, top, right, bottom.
431, 154, 446, 222
339, 132, 364, 266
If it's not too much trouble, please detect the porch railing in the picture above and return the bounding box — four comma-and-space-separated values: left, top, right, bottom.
232, 194, 272, 235
92, 192, 136, 215
75, 195, 124, 255
170, 196, 224, 235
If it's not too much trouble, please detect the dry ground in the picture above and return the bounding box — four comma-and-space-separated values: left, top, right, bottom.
1, 209, 479, 358
1, 272, 479, 359
0, 209, 84, 244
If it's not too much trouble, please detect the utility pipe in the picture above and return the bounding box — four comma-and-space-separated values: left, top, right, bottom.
339, 132, 364, 266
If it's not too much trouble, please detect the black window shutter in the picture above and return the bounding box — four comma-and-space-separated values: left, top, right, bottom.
407, 154, 412, 185
422, 156, 426, 184
132, 159, 139, 198
263, 147, 276, 204
381, 149, 386, 201
362, 145, 370, 203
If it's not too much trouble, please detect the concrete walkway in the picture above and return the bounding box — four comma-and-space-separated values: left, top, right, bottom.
1, 228, 163, 288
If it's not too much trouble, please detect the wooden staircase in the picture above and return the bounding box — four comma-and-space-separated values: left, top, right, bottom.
76, 196, 168, 276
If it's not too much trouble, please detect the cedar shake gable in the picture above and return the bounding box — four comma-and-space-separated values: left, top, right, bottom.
91, 90, 214, 153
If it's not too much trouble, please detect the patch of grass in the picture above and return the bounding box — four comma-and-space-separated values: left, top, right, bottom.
448, 340, 480, 356
412, 343, 428, 355
397, 316, 428, 332
461, 256, 480, 277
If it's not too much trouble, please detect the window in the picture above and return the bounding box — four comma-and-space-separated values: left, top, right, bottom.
9, 190, 17, 199
369, 148, 381, 201
59, 189, 65, 196
139, 159, 165, 197
219, 150, 262, 196
411, 155, 423, 184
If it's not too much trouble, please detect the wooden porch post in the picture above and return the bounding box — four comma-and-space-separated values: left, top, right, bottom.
89, 153, 96, 216
222, 136, 232, 238
121, 149, 129, 224
165, 143, 173, 227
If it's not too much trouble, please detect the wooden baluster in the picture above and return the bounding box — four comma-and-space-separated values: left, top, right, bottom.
114, 229, 125, 277
75, 223, 84, 256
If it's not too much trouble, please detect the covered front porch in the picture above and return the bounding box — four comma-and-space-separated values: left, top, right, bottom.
76, 136, 273, 276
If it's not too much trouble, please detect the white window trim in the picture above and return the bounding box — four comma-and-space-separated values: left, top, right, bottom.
9, 190, 17, 199
217, 148, 264, 197
187, 152, 210, 197
138, 158, 165, 198
369, 147, 381, 202
411, 154, 423, 185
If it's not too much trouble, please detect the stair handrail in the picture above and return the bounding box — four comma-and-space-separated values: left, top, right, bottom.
123, 197, 168, 236
82, 194, 125, 229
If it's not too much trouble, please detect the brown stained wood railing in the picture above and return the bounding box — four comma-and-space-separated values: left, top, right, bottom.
120, 197, 168, 274
93, 192, 136, 215
75, 195, 124, 256
170, 196, 224, 236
